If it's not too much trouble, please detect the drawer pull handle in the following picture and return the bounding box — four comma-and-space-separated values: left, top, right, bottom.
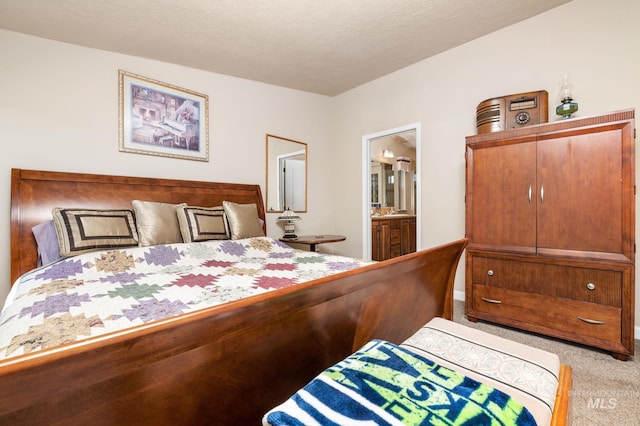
586, 282, 596, 291
578, 316, 606, 325
487, 270, 494, 276
481, 297, 502, 304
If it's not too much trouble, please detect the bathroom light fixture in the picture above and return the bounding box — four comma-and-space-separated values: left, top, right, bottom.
383, 149, 395, 158
277, 209, 301, 239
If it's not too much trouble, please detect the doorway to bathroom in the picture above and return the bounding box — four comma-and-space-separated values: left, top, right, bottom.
362, 123, 420, 260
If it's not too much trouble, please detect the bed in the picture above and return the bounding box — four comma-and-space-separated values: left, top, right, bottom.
0, 168, 470, 424
1, 169, 570, 425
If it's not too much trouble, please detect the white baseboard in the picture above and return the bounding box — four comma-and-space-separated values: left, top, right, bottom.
454, 290, 640, 341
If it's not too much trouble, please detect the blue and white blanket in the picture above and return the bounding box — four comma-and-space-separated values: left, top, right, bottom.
264, 339, 536, 426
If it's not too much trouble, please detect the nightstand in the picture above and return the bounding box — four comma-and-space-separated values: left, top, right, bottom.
280, 234, 346, 252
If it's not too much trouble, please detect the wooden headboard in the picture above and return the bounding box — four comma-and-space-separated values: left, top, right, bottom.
10, 169, 266, 283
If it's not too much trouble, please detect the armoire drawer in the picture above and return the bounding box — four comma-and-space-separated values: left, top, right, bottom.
471, 256, 622, 307
472, 285, 622, 343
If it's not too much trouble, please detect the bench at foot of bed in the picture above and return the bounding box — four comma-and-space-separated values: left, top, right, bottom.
264, 317, 572, 426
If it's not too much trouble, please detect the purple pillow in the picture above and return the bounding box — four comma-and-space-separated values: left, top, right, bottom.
32, 220, 61, 267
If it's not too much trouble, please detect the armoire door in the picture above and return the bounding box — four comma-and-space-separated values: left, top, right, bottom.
536, 125, 629, 260
467, 138, 537, 253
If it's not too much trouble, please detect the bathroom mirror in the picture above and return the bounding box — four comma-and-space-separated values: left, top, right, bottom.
266, 134, 307, 212
369, 132, 416, 215
370, 161, 394, 207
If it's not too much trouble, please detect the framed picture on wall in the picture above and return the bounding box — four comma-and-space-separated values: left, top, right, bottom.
118, 70, 209, 162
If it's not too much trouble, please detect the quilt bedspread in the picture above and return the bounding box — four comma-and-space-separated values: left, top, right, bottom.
0, 237, 371, 359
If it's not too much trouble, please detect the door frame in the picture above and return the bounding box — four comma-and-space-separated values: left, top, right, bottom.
362, 123, 421, 260
278, 151, 305, 211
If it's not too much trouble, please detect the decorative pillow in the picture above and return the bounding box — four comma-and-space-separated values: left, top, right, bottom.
32, 220, 61, 266
52, 208, 138, 257
222, 201, 265, 239
132, 200, 185, 247
177, 205, 230, 242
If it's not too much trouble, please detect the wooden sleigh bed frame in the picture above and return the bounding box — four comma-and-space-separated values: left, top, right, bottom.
2, 169, 570, 425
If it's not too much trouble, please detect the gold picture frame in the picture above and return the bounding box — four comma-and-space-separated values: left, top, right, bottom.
118, 70, 209, 162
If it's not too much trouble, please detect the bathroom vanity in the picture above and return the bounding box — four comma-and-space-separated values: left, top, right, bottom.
371, 215, 416, 261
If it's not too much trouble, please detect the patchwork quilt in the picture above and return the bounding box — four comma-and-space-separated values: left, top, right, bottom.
0, 237, 371, 359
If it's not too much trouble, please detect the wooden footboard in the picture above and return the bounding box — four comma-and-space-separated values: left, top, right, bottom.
0, 238, 467, 425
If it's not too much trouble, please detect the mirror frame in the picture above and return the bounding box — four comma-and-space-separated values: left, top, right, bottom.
266, 134, 308, 213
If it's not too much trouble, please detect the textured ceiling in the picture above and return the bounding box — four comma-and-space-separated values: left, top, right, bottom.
0, 0, 572, 96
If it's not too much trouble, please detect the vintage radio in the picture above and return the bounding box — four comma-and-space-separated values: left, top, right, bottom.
476, 90, 548, 134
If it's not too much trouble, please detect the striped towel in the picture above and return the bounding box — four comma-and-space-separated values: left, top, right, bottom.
263, 339, 536, 426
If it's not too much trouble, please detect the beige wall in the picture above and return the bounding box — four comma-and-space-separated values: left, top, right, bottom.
2, 0, 640, 331
331, 0, 640, 326
0, 29, 336, 305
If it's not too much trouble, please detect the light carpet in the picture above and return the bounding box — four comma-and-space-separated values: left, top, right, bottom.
453, 300, 640, 426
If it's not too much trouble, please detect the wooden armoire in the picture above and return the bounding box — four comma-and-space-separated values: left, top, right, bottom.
465, 109, 635, 360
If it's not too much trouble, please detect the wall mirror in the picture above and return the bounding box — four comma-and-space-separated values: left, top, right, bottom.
266, 134, 307, 212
